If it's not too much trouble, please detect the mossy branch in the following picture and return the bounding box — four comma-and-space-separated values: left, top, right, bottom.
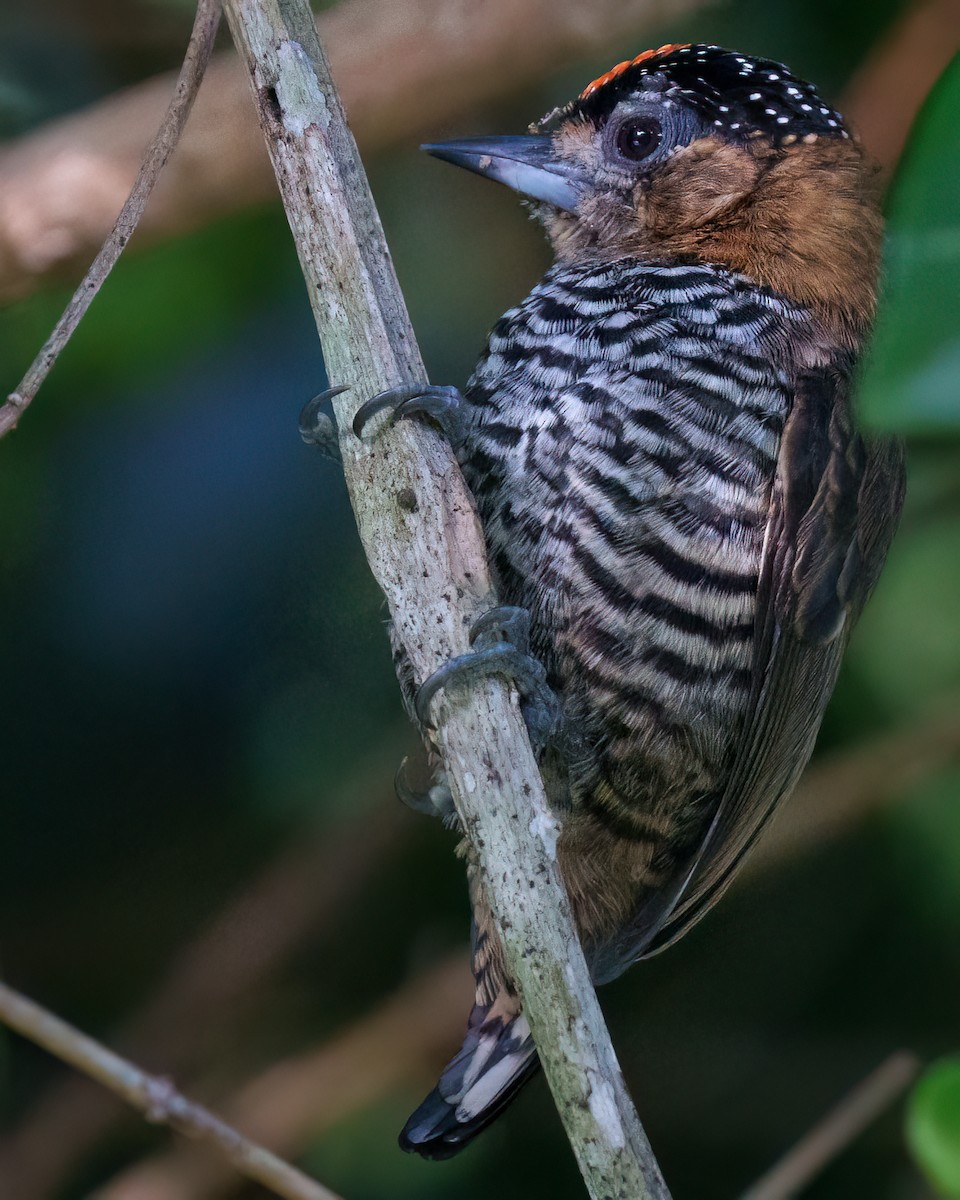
221, 1, 671, 1196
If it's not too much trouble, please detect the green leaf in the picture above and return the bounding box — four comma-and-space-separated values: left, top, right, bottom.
907, 1057, 960, 1195
859, 53, 960, 433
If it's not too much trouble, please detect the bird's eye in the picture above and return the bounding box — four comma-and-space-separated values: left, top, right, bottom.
614, 116, 663, 162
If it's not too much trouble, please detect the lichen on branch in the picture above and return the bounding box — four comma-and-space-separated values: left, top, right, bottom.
221, 0, 671, 1195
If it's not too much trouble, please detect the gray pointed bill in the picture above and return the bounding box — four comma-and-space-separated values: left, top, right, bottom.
421, 136, 584, 214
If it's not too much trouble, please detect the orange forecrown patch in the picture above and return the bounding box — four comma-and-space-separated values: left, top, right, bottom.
580, 44, 692, 99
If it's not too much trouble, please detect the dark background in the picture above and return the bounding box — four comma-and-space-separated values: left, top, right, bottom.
0, 1, 958, 1197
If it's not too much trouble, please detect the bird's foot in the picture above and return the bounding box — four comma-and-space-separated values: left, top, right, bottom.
395, 758, 458, 825
299, 386, 349, 463
415, 605, 561, 751
353, 384, 466, 448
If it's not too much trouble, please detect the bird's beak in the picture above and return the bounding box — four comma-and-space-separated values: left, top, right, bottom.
421, 135, 584, 214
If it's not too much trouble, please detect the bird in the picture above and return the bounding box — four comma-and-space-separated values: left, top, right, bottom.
350, 42, 905, 1159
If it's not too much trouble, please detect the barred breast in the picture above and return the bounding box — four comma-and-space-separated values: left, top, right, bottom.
462, 259, 813, 856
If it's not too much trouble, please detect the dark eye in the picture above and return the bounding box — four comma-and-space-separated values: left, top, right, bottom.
615, 117, 662, 162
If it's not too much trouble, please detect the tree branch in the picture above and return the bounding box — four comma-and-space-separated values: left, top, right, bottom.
6, 703, 957, 1197
0, 981, 339, 1200
95, 954, 474, 1200
5, 0, 948, 311
221, 1, 669, 1195
0, 756, 410, 1200
0, 0, 714, 305
0, 0, 222, 438
739, 1051, 921, 1200
842, 0, 960, 181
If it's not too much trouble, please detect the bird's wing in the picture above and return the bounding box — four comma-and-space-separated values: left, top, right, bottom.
591, 359, 905, 980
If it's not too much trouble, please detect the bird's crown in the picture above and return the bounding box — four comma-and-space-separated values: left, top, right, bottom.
548, 43, 849, 146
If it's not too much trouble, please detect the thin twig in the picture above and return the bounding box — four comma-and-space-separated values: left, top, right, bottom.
0, 753, 409, 1200
222, 1, 670, 1196
95, 955, 473, 1200
0, 981, 340, 1200
0, 0, 714, 305
0, 0, 222, 439
5, 706, 956, 1197
739, 1051, 921, 1200
5, 705, 955, 1197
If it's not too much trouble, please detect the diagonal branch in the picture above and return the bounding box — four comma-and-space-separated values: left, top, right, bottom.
739, 1051, 921, 1200
221, 0, 670, 1195
842, 0, 960, 181
95, 954, 474, 1200
0, 764, 409, 1200
0, 0, 714, 306
0, 981, 338, 1200
745, 701, 960, 879
4, 705, 957, 1197
0, 0, 222, 439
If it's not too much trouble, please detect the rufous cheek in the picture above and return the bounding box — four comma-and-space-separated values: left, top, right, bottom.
639, 138, 761, 233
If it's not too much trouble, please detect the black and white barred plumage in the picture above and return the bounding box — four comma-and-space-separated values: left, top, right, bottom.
399, 44, 904, 1158
466, 260, 802, 829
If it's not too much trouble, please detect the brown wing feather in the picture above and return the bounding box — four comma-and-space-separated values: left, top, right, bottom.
592, 362, 905, 978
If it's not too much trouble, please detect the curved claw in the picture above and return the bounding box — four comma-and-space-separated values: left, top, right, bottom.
415, 640, 561, 749
395, 757, 456, 822
353, 385, 428, 438
299, 385, 349, 444
300, 386, 350, 463
415, 649, 488, 729
415, 603, 561, 746
469, 605, 531, 653
353, 384, 465, 445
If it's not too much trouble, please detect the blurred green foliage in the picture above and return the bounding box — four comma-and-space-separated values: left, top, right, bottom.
908, 1058, 960, 1197
0, 2, 958, 1199
860, 53, 960, 432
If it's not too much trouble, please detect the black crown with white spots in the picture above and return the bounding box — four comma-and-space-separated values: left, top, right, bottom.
559, 44, 849, 146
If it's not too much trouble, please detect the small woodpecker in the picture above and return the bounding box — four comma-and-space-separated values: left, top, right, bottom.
354, 43, 905, 1158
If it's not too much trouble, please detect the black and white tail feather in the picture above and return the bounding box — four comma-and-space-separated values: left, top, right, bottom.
400, 1004, 538, 1158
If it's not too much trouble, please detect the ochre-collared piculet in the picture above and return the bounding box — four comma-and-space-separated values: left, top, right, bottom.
346, 43, 905, 1159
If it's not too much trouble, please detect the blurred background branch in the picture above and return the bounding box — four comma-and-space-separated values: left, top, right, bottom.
0, 0, 222, 437
739, 1052, 921, 1200
746, 702, 960, 879
0, 981, 339, 1200
0, 766, 408, 1198
842, 0, 960, 178
1, 704, 954, 1199
1, 0, 710, 304
94, 954, 473, 1200
0, 0, 954, 308
1, 1, 958, 1198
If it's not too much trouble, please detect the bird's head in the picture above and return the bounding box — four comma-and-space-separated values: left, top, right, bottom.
424, 44, 881, 344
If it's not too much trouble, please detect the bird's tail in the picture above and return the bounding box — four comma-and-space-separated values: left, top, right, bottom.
399, 996, 539, 1158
